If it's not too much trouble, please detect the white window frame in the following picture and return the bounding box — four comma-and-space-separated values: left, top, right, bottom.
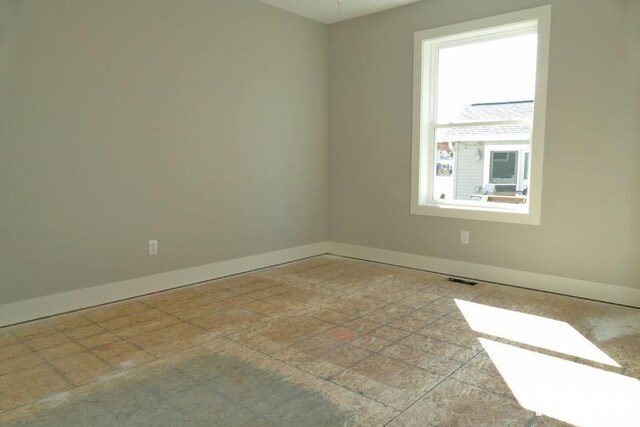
411, 6, 551, 225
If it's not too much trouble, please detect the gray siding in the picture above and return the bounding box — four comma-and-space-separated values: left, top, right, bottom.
455, 144, 485, 200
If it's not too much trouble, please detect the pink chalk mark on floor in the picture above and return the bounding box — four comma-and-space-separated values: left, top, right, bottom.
332, 330, 356, 342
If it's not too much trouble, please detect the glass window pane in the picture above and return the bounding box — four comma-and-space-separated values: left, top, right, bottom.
435, 34, 538, 124
434, 127, 530, 203
490, 151, 518, 183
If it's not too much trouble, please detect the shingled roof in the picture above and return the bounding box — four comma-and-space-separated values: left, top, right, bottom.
443, 100, 533, 141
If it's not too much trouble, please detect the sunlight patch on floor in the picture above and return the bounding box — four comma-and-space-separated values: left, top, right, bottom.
480, 338, 640, 427
455, 299, 619, 367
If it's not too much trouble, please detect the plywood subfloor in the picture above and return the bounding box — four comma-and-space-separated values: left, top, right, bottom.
1, 255, 638, 426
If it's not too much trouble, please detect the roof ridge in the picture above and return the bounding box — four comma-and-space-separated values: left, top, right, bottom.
471, 100, 533, 106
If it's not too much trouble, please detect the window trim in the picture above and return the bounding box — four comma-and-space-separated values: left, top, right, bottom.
410, 6, 551, 225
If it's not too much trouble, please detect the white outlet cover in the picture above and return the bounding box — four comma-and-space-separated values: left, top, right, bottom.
149, 240, 158, 255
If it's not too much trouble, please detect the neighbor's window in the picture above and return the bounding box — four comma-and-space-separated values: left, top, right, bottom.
411, 6, 551, 224
490, 152, 518, 184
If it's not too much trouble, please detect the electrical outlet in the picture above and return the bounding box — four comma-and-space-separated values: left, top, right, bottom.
461, 231, 469, 245
149, 240, 158, 255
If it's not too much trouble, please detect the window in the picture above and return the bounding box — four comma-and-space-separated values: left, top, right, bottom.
411, 6, 551, 224
490, 152, 518, 184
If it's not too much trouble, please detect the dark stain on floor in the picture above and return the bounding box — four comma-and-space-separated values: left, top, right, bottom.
9, 354, 353, 426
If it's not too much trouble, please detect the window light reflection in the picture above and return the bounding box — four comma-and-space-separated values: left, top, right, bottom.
454, 299, 619, 367
480, 338, 640, 426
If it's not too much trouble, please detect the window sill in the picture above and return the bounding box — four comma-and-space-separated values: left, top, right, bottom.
410, 203, 540, 225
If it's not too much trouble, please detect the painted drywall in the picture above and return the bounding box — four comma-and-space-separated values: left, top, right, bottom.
0, 0, 329, 303
329, 0, 640, 289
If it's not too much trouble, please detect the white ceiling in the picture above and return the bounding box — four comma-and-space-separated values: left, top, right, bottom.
256, 0, 423, 24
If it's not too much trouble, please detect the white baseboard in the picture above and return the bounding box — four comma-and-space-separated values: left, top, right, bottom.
3, 240, 637, 327
0, 241, 330, 327
327, 242, 640, 308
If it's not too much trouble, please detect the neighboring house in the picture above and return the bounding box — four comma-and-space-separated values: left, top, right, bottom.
434, 100, 533, 201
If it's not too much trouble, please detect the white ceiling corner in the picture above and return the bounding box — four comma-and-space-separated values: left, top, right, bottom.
255, 0, 423, 24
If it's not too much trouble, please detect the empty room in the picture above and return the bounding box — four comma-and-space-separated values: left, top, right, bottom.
1, 0, 639, 425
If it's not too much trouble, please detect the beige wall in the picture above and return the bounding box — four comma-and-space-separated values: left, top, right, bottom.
2, 0, 638, 306
0, 0, 329, 303
329, 0, 640, 289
